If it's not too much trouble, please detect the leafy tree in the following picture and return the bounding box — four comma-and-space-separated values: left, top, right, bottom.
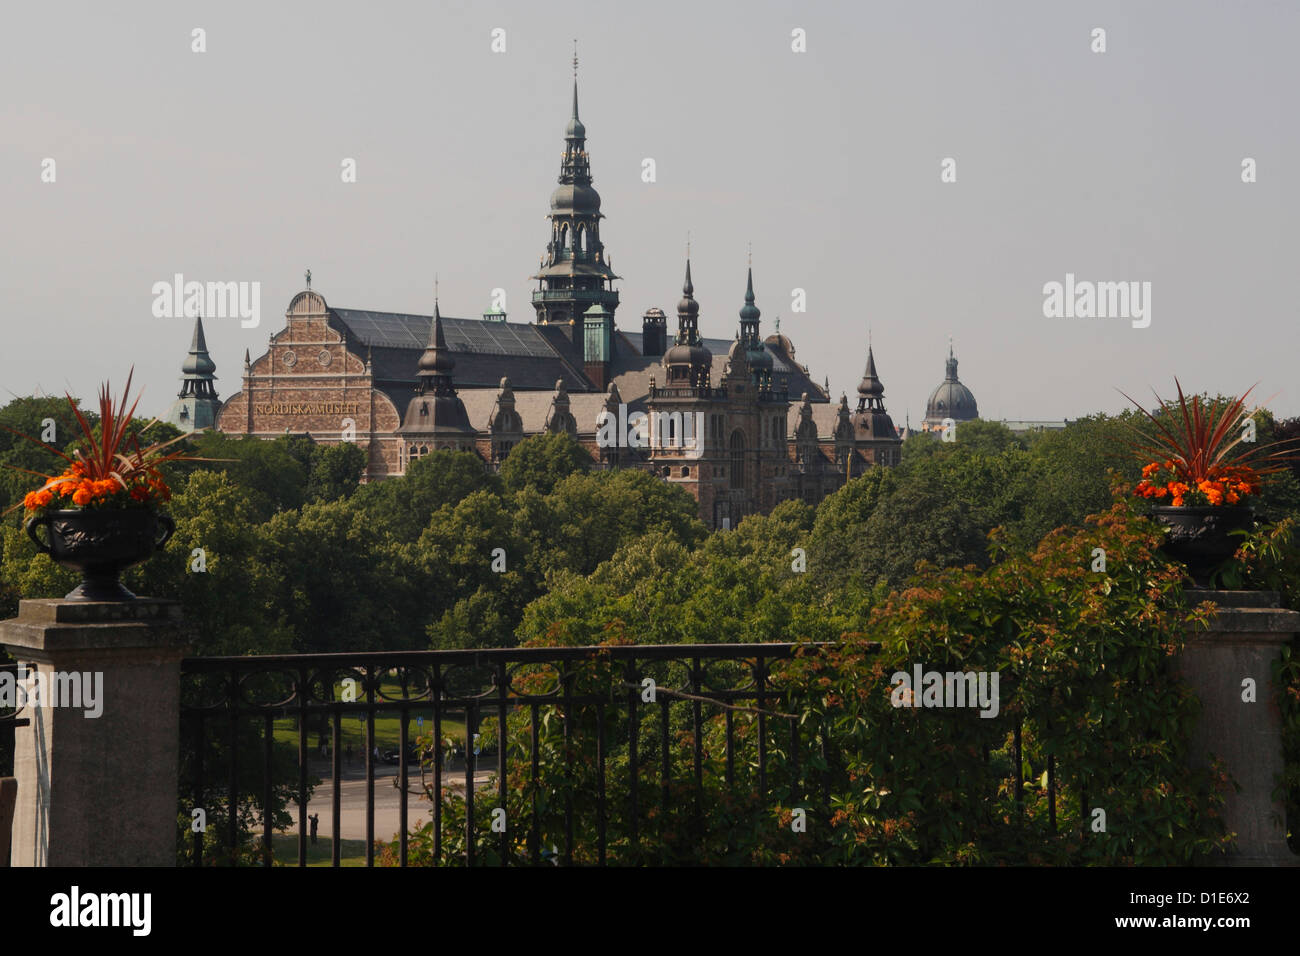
307, 441, 367, 503
0, 395, 89, 513
126, 470, 294, 656
498, 431, 592, 496
354, 451, 501, 544
259, 497, 420, 652
190, 432, 312, 520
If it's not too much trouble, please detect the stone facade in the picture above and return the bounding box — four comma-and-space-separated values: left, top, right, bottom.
216, 290, 403, 478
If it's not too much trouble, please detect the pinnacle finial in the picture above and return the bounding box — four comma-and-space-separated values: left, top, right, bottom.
686, 230, 691, 260
747, 242, 751, 267
573, 39, 578, 78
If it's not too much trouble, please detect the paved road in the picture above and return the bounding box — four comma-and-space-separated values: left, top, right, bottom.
297, 759, 498, 844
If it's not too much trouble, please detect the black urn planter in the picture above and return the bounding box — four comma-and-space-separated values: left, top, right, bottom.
25, 507, 175, 601
1149, 504, 1254, 587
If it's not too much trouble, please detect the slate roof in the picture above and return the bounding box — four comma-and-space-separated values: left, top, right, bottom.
327, 306, 835, 427
330, 308, 591, 400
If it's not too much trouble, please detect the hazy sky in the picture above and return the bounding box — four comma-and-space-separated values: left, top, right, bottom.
3, 0, 1297, 422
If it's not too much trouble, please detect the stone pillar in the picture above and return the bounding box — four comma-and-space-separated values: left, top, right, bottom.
0, 600, 187, 867
1174, 590, 1299, 866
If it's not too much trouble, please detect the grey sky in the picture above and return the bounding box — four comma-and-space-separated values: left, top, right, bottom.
3, 0, 1296, 422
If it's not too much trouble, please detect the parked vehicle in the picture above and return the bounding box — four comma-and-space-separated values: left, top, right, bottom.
382, 743, 430, 765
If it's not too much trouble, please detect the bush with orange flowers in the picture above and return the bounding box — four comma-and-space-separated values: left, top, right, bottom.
4, 370, 205, 519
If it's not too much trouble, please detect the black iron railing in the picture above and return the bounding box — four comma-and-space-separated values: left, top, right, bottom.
179, 643, 825, 867
179, 643, 1087, 867
0, 661, 29, 779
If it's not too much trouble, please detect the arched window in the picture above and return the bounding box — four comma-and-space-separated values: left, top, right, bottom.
560, 224, 569, 251
681, 466, 690, 477
729, 430, 745, 489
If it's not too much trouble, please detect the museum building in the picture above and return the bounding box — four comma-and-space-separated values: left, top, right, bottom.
197, 75, 921, 527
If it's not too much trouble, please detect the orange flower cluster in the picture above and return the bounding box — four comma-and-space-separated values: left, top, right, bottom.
22, 461, 171, 515
1135, 460, 1259, 507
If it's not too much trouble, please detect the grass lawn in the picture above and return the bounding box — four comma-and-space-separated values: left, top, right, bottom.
270, 833, 370, 867
271, 678, 468, 753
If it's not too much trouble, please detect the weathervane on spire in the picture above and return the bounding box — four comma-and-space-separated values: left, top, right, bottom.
686, 231, 691, 259
573, 39, 578, 78
747, 242, 752, 267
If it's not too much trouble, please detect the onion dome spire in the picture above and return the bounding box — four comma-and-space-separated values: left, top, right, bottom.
182, 314, 217, 377
664, 256, 712, 387
739, 266, 761, 330
677, 258, 700, 329
166, 313, 220, 429
858, 344, 884, 398
416, 297, 456, 388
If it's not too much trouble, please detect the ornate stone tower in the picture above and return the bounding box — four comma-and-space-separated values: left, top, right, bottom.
395, 300, 478, 463
165, 315, 221, 431
851, 343, 901, 464
530, 57, 620, 379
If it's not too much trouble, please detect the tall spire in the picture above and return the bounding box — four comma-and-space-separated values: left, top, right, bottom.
739, 265, 761, 333
664, 256, 712, 388
417, 291, 455, 387
564, 41, 586, 148
858, 344, 884, 400
571, 39, 580, 126
677, 257, 699, 340
738, 259, 771, 390
531, 51, 619, 355
182, 314, 216, 379
166, 313, 221, 429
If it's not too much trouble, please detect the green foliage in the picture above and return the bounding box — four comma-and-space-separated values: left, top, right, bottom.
0, 395, 90, 512
498, 431, 592, 496
307, 441, 368, 502
403, 499, 1236, 865
353, 450, 500, 544
260, 497, 420, 653
778, 499, 1232, 864
190, 432, 313, 520
126, 470, 295, 656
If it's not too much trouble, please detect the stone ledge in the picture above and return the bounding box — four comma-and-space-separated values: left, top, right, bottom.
0, 600, 190, 656
1187, 589, 1281, 609
1191, 607, 1300, 637
15, 598, 182, 625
